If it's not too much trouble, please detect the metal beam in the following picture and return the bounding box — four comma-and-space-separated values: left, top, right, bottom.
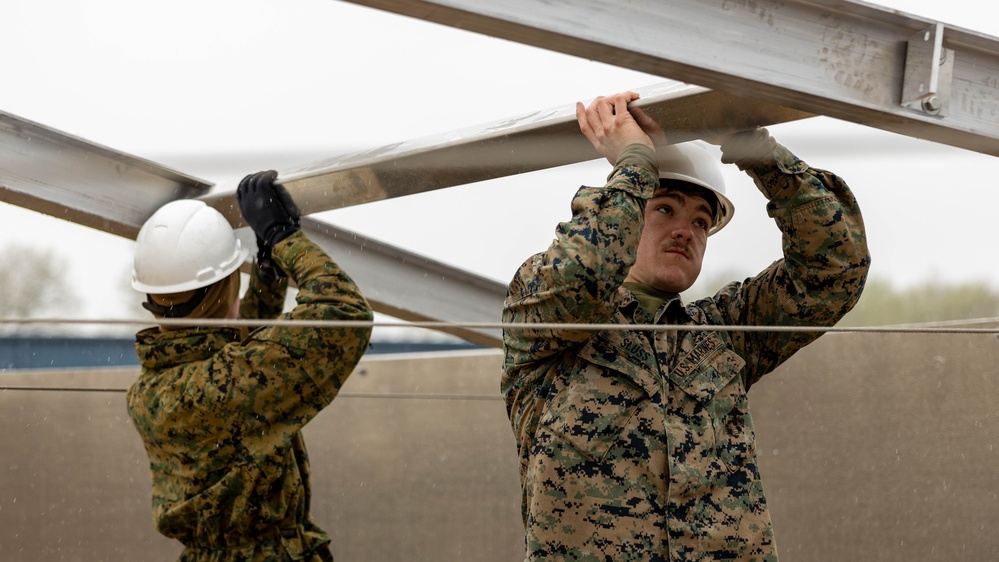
0, 84, 807, 345
0, 109, 506, 345
200, 82, 811, 224
300, 219, 506, 347
339, 0, 999, 157
0, 110, 211, 239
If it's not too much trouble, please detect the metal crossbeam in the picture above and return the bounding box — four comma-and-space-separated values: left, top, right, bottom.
200, 82, 810, 224
300, 219, 506, 347
1, 82, 809, 345
340, 0, 999, 157
0, 110, 210, 239
0, 109, 506, 345
1, 83, 808, 346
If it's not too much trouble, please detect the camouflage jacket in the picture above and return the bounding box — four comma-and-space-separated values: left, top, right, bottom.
502, 130, 870, 562
128, 231, 373, 561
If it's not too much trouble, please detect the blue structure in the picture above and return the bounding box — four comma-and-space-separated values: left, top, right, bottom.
0, 336, 481, 370
0, 336, 139, 370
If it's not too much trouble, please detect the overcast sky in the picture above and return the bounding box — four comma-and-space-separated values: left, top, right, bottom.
2, 0, 999, 327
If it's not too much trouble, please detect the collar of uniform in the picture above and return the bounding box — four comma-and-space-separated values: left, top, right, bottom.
621, 282, 689, 324
134, 326, 243, 371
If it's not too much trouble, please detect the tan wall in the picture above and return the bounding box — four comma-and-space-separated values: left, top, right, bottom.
1, 331, 997, 561
750, 327, 999, 561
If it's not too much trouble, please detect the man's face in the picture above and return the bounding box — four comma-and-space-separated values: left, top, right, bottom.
625, 188, 712, 293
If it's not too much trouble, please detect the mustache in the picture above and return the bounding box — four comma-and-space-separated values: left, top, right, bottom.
660, 241, 690, 257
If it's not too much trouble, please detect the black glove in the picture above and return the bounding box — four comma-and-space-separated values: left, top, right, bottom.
236, 170, 301, 274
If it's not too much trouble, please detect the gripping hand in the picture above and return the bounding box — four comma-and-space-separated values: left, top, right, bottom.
236, 170, 301, 273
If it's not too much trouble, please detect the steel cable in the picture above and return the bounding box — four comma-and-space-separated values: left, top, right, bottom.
3, 316, 997, 396
3, 316, 999, 334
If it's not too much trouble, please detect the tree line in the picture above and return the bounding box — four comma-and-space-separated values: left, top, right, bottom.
2, 246, 997, 330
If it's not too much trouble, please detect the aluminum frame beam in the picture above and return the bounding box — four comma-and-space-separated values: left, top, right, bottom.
0, 109, 506, 345
200, 82, 810, 224
340, 0, 999, 157
0, 110, 210, 239
1, 83, 807, 345
300, 219, 506, 347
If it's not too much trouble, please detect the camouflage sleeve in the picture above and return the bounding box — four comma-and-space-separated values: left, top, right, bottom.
216, 230, 373, 456
503, 144, 659, 357
710, 128, 871, 385
502, 144, 659, 444
238, 262, 288, 320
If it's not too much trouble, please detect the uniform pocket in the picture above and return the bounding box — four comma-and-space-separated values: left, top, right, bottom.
543, 367, 646, 463
540, 333, 654, 463
668, 332, 746, 407
715, 404, 758, 475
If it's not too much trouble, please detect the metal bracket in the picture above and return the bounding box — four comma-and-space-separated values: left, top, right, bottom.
901, 23, 954, 117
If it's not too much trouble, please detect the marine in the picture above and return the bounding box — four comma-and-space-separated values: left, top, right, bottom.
502, 91, 870, 561
127, 171, 372, 561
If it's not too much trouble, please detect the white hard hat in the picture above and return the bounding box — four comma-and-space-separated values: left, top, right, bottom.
132, 200, 248, 294
657, 141, 735, 235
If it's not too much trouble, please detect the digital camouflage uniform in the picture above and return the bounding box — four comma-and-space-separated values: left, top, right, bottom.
128, 231, 373, 561
502, 129, 870, 561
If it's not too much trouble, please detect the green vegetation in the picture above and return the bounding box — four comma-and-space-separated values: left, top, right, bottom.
839, 278, 999, 327
685, 271, 999, 327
